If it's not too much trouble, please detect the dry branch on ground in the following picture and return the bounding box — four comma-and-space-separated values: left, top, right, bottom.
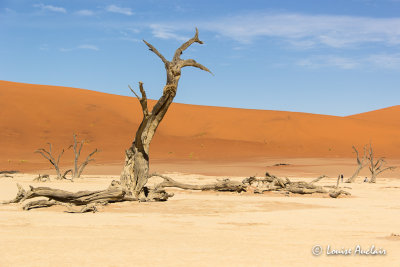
0, 170, 18, 179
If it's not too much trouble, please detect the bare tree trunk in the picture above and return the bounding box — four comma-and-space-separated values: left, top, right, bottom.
121, 29, 212, 197
35, 143, 71, 180
71, 133, 98, 178
345, 145, 366, 183
366, 143, 396, 183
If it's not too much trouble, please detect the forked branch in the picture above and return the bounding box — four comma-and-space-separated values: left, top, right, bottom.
76, 148, 99, 178
71, 134, 99, 178
143, 40, 168, 65
35, 143, 68, 180
129, 82, 149, 116
143, 27, 212, 83
366, 143, 396, 183
172, 28, 203, 63
180, 59, 213, 74
346, 145, 367, 183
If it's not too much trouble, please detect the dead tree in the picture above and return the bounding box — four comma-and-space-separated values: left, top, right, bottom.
367, 143, 396, 183
345, 145, 367, 183
33, 174, 51, 182
35, 143, 72, 180
71, 133, 98, 178
120, 28, 212, 197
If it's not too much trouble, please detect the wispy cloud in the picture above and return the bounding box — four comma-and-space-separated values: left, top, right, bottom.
105, 5, 133, 16
75, 9, 95, 16
119, 28, 141, 42
297, 53, 400, 70
60, 44, 99, 52
149, 24, 188, 41
297, 56, 359, 69
367, 53, 400, 69
39, 44, 49, 51
77, 44, 99, 51
200, 13, 400, 47
4, 8, 14, 13
149, 12, 400, 48
34, 3, 66, 13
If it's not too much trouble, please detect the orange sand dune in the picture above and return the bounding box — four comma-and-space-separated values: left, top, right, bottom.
0, 80, 399, 172
347, 105, 400, 127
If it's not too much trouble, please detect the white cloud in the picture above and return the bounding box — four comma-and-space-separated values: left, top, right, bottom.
297, 53, 400, 70
34, 3, 66, 13
119, 28, 141, 42
39, 44, 49, 51
77, 44, 99, 51
120, 37, 141, 43
60, 44, 99, 52
297, 56, 359, 69
367, 53, 400, 69
105, 5, 133, 16
152, 12, 400, 48
59, 48, 72, 52
201, 13, 400, 47
75, 9, 95, 16
149, 24, 188, 41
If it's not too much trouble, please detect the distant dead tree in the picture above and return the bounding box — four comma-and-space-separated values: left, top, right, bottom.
345, 145, 367, 183
71, 133, 98, 178
35, 143, 72, 180
33, 174, 50, 182
366, 143, 396, 183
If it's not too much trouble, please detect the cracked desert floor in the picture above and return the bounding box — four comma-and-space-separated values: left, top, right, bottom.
1, 168, 400, 267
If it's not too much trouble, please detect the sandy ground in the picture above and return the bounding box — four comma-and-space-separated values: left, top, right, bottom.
0, 171, 399, 267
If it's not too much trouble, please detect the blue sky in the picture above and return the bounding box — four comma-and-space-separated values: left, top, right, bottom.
1, 0, 400, 116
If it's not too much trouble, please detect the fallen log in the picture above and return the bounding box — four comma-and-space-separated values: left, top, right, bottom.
2, 179, 175, 211
22, 181, 131, 205
152, 173, 246, 193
